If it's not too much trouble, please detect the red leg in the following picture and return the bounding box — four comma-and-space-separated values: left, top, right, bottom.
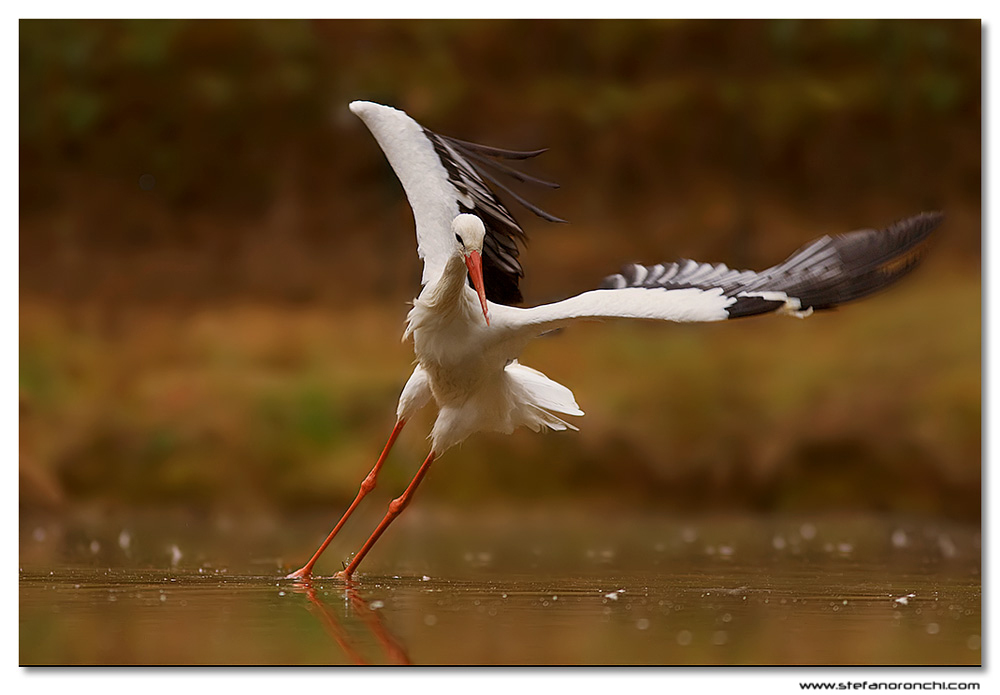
336, 450, 436, 580
286, 419, 406, 580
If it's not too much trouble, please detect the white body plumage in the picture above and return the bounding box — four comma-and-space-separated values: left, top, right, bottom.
398, 216, 583, 454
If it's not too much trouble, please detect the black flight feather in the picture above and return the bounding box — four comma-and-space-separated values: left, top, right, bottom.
422, 128, 565, 306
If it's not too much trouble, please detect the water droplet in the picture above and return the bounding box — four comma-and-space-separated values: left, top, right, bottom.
424, 614, 437, 626
800, 523, 817, 540
891, 529, 908, 548
676, 630, 693, 646
636, 618, 650, 630
369, 600, 385, 610
927, 623, 940, 635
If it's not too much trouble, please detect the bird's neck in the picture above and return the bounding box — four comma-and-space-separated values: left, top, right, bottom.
405, 254, 478, 338
427, 253, 476, 308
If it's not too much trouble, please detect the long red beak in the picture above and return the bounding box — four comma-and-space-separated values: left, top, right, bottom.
464, 250, 490, 326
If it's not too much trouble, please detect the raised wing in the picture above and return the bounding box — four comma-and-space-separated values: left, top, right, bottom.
350, 101, 562, 305
497, 213, 941, 333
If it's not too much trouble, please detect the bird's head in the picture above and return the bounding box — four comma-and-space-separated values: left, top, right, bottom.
452, 214, 490, 326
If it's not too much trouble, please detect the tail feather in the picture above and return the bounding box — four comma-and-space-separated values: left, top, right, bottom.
526, 404, 580, 432
506, 361, 583, 433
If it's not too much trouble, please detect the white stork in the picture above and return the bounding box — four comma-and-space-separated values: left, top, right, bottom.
287, 101, 941, 580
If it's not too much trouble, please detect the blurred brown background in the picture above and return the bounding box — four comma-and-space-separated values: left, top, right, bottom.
19, 19, 981, 524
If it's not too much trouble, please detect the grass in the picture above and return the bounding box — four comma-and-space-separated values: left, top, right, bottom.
19, 260, 980, 521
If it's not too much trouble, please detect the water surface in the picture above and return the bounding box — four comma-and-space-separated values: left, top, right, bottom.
20, 512, 981, 665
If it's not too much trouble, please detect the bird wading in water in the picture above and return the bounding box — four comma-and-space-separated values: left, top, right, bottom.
286, 101, 941, 580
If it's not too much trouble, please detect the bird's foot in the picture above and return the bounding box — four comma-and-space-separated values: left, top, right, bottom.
333, 569, 354, 582
285, 567, 313, 580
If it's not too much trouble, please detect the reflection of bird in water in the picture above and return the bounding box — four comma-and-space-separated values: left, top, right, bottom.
287, 101, 942, 580
292, 580, 411, 665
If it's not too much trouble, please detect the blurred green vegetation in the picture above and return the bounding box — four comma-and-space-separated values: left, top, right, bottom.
20, 264, 980, 521
19, 20, 980, 521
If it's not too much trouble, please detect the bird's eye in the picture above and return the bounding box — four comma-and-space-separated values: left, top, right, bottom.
454, 233, 464, 246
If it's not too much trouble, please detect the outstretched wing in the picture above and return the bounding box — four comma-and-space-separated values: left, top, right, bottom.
497, 213, 941, 332
599, 212, 941, 318
349, 101, 562, 305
